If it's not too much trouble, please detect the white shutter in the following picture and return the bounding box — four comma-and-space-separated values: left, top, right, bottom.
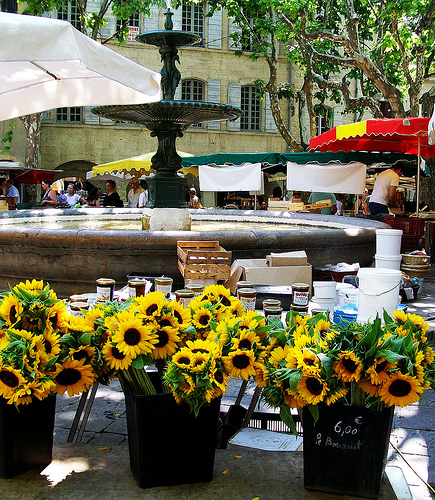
171, 7, 182, 31
265, 94, 278, 133
143, 6, 160, 31
207, 10, 222, 49
227, 82, 241, 130
174, 84, 182, 100
228, 18, 241, 50
207, 80, 221, 130
84, 106, 100, 125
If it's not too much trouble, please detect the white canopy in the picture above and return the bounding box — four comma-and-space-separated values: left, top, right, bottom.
198, 163, 263, 192
0, 13, 161, 121
286, 161, 367, 195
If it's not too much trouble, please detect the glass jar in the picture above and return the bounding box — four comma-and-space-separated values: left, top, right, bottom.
185, 283, 204, 297
290, 303, 309, 314
236, 281, 255, 298
96, 278, 116, 302
264, 305, 283, 320
70, 301, 90, 316
238, 287, 257, 311
155, 276, 173, 299
292, 282, 310, 307
69, 294, 88, 303
262, 298, 281, 311
128, 278, 146, 298
175, 289, 195, 307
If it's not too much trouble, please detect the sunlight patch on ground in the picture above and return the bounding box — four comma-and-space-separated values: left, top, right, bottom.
41, 458, 90, 486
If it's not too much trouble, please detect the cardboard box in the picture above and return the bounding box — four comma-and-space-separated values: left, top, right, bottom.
266, 251, 308, 267
225, 259, 312, 294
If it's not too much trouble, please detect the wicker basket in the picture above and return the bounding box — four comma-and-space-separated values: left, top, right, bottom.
401, 253, 430, 265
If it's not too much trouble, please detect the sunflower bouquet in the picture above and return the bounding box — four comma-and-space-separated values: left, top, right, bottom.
258, 309, 435, 434
164, 285, 275, 415
0, 280, 101, 406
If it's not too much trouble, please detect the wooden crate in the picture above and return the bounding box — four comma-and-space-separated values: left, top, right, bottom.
177, 241, 232, 280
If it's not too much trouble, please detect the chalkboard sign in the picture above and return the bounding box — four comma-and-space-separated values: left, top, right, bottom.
302, 403, 394, 499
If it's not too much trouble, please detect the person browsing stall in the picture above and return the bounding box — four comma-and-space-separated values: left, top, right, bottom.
65, 183, 86, 207
5, 179, 20, 210
127, 178, 144, 208
40, 180, 58, 208
368, 165, 403, 216
308, 192, 337, 215
103, 180, 124, 208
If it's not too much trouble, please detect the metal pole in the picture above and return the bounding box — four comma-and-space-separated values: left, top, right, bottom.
416, 135, 421, 216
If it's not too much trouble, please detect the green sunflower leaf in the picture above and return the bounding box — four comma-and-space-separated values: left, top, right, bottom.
79, 333, 93, 346
132, 356, 145, 369
280, 405, 298, 436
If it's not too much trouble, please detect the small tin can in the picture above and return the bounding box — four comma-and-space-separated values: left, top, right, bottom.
96, 278, 116, 302
238, 287, 257, 311
155, 276, 173, 299
128, 278, 146, 298
311, 307, 329, 316
175, 289, 195, 307
262, 298, 281, 311
185, 283, 204, 297
264, 305, 283, 319
69, 294, 88, 303
292, 283, 310, 307
70, 301, 90, 316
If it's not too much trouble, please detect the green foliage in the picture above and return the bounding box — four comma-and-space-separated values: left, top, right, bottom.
1, 123, 15, 154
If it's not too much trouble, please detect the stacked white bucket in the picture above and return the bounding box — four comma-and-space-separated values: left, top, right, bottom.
311, 281, 337, 319
356, 228, 403, 324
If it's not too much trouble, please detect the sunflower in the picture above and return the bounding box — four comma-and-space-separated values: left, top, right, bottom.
295, 348, 321, 375
366, 357, 395, 385
41, 330, 62, 361
379, 371, 423, 407
297, 375, 329, 405
32, 378, 56, 401
134, 292, 165, 319
8, 382, 34, 406
150, 323, 180, 360
0, 294, 23, 326
358, 378, 381, 398
112, 311, 158, 357
210, 367, 230, 392
231, 330, 260, 352
190, 351, 210, 372
314, 319, 330, 340
333, 351, 363, 382
172, 348, 195, 369
20, 315, 41, 332
165, 300, 191, 329
0, 365, 25, 399
226, 297, 245, 318
192, 307, 214, 329
102, 343, 133, 370
12, 279, 45, 294
254, 363, 269, 387
53, 358, 96, 397
392, 309, 408, 323
424, 346, 434, 366
269, 345, 294, 368
324, 383, 348, 405
185, 337, 221, 356
223, 349, 257, 380
283, 388, 307, 409
46, 301, 68, 331
69, 345, 96, 364
6, 327, 33, 341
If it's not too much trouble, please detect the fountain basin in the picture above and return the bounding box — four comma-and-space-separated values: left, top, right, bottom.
0, 208, 388, 296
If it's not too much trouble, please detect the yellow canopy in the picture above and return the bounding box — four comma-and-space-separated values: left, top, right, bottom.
92, 151, 197, 178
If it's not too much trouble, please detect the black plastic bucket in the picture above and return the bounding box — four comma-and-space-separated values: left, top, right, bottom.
302, 403, 394, 499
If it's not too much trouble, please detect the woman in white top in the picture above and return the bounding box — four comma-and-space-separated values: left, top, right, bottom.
65, 183, 85, 207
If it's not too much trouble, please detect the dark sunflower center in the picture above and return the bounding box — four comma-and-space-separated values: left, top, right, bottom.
319, 329, 327, 339
0, 370, 20, 388
306, 377, 323, 396
219, 295, 231, 307
375, 360, 388, 373
124, 328, 141, 346
214, 371, 224, 383
73, 351, 88, 361
155, 330, 169, 348
304, 358, 315, 366
145, 304, 158, 316
10, 305, 17, 323
27, 317, 39, 326
112, 346, 125, 360
55, 368, 81, 386
388, 379, 412, 397
49, 314, 58, 329
44, 339, 52, 354
159, 319, 172, 327
199, 315, 210, 326
174, 310, 182, 323
342, 357, 358, 373
233, 354, 250, 369
178, 356, 191, 365
239, 325, 248, 331
192, 348, 209, 354
239, 339, 252, 350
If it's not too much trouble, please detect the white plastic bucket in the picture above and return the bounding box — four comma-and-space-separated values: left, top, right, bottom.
376, 229, 403, 257
357, 268, 402, 324
339, 287, 358, 306
311, 296, 336, 319
335, 283, 354, 307
375, 254, 402, 270
313, 281, 337, 299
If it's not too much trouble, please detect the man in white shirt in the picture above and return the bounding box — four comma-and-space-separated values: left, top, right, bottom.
368, 165, 403, 216
5, 179, 20, 209
127, 179, 144, 208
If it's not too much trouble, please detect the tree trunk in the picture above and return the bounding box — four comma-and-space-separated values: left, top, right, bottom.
19, 113, 43, 170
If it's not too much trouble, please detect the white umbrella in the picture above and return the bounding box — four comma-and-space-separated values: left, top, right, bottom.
0, 13, 161, 121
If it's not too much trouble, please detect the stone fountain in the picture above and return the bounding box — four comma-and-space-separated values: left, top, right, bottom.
91, 9, 242, 230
